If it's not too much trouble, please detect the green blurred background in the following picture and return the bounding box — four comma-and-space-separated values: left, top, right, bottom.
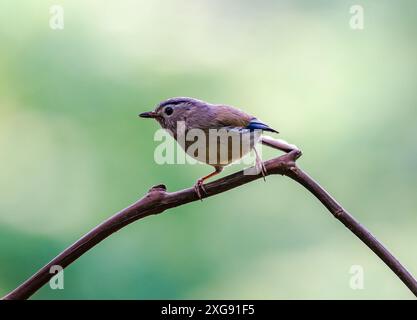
1, 0, 416, 299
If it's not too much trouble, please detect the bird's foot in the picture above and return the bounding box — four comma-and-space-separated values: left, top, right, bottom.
194, 179, 207, 201
256, 159, 267, 181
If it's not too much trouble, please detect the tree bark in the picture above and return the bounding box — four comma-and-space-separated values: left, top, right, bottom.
3, 149, 417, 299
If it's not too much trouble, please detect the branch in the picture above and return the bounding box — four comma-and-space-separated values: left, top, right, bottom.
3, 149, 417, 299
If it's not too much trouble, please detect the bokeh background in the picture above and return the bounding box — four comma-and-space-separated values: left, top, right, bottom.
1, 0, 416, 299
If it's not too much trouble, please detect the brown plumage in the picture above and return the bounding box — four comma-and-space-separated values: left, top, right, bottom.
139, 97, 279, 199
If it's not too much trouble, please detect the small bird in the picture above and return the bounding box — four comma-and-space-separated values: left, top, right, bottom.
140, 97, 293, 199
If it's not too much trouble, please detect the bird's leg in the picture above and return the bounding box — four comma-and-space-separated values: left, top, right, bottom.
253, 146, 267, 181
194, 167, 223, 200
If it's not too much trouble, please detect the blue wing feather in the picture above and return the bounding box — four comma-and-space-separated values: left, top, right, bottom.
246, 119, 279, 133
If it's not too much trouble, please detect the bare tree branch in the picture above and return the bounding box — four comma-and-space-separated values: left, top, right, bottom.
2, 149, 417, 299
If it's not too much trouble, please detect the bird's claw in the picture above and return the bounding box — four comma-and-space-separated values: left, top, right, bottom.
260, 162, 267, 181
256, 159, 267, 181
194, 179, 207, 201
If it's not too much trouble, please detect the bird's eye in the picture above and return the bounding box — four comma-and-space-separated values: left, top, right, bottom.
164, 106, 174, 116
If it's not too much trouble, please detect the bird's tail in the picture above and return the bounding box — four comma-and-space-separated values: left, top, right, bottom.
261, 135, 300, 153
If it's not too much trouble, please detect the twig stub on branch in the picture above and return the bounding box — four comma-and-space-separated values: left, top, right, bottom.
3, 148, 417, 299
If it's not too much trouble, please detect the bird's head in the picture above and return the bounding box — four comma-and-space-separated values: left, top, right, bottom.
139, 97, 206, 132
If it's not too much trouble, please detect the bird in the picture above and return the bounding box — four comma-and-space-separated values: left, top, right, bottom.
139, 97, 295, 199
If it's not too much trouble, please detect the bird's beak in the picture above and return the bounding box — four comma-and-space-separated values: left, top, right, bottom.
139, 111, 158, 119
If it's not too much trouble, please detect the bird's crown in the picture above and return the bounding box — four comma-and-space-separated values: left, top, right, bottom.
157, 97, 206, 111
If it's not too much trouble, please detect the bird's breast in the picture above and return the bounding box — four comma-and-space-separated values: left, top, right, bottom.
176, 128, 261, 166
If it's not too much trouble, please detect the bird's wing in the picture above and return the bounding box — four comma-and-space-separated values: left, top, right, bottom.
213, 105, 279, 133
245, 118, 279, 133
213, 105, 253, 128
